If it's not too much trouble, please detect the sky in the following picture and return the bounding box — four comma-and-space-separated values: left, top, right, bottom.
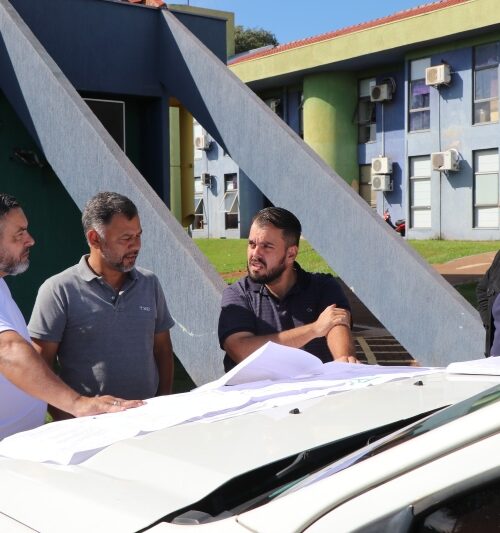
181, 0, 433, 44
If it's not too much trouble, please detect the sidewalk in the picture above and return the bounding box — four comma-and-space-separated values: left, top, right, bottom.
345, 251, 497, 365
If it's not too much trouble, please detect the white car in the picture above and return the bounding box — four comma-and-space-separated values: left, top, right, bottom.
0, 367, 499, 532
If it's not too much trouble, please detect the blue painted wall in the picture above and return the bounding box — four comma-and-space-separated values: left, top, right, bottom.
407, 40, 500, 240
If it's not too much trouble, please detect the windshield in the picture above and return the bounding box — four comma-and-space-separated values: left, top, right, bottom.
278, 384, 500, 497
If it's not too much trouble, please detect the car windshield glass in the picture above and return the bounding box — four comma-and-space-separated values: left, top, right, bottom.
278, 384, 500, 497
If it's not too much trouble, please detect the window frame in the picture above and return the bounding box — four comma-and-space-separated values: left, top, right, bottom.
409, 155, 432, 229
473, 148, 500, 228
473, 42, 500, 125
357, 78, 377, 144
221, 173, 239, 229
408, 58, 431, 132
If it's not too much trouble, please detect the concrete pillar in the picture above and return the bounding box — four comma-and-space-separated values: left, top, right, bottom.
179, 105, 195, 228
303, 72, 358, 185
169, 105, 182, 221
170, 102, 194, 227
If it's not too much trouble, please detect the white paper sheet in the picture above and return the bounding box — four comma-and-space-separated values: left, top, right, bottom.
447, 356, 500, 375
0, 342, 440, 465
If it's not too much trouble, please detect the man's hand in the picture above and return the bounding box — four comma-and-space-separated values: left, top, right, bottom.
313, 304, 351, 337
69, 395, 144, 418
334, 355, 360, 364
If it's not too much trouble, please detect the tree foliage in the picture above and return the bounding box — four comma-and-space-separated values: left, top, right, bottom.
234, 25, 279, 54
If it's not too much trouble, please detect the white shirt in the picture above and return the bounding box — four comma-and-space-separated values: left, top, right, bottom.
0, 278, 46, 439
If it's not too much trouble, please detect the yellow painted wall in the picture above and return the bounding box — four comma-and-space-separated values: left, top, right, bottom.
230, 0, 491, 83
303, 72, 358, 184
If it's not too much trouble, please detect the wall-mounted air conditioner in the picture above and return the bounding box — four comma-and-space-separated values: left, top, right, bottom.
425, 64, 451, 86
201, 172, 212, 186
370, 83, 393, 102
371, 156, 392, 175
371, 174, 393, 192
195, 134, 211, 151
431, 149, 460, 172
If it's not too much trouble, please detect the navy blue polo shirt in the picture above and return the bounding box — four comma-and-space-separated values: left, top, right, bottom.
218, 263, 351, 371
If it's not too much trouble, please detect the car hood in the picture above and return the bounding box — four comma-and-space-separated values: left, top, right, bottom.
0, 372, 499, 533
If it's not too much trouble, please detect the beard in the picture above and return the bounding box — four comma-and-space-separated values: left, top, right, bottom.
247, 254, 287, 285
0, 250, 30, 276
100, 244, 138, 273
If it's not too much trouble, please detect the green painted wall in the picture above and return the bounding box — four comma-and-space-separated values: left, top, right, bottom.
303, 72, 358, 184
0, 91, 86, 320
0, 92, 149, 320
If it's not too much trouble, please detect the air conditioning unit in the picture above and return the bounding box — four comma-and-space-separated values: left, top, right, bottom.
431, 149, 460, 172
425, 64, 451, 86
194, 134, 211, 151
371, 174, 393, 192
370, 83, 393, 102
371, 156, 392, 175
201, 172, 212, 186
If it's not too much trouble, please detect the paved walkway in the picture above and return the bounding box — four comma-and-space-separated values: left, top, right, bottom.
347, 251, 497, 365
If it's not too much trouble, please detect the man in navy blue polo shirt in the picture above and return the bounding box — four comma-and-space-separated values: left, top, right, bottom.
218, 207, 358, 372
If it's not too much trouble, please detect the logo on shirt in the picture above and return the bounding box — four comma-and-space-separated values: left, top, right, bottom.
139, 306, 151, 312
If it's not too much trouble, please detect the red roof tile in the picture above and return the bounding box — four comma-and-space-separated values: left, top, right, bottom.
123, 0, 165, 7
229, 0, 469, 65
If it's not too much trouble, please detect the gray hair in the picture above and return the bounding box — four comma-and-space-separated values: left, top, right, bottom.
82, 192, 138, 238
0, 193, 21, 235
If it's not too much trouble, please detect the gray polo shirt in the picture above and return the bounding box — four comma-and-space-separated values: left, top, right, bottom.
28, 256, 174, 399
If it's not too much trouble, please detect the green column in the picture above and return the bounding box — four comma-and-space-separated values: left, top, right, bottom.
303, 72, 358, 186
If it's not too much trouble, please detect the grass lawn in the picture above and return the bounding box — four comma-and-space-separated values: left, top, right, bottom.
194, 238, 494, 309
195, 238, 500, 276
407, 240, 500, 264
195, 238, 336, 280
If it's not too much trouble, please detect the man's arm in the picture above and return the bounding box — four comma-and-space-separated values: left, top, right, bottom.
31, 338, 58, 367
223, 304, 351, 365
0, 330, 143, 417
326, 321, 359, 364
153, 330, 174, 396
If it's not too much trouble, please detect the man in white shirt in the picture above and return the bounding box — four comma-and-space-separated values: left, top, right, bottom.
0, 193, 143, 439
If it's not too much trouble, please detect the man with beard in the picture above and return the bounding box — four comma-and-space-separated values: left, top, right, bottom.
29, 192, 174, 419
218, 207, 358, 371
0, 193, 143, 437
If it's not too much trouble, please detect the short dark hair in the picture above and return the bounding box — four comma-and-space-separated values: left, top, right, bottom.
0, 193, 21, 220
82, 192, 138, 237
251, 207, 302, 246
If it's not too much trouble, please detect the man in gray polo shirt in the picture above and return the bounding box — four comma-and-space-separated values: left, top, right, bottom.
29, 192, 174, 418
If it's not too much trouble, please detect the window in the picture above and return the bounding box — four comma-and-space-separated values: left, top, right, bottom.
264, 97, 282, 118
193, 122, 203, 160
410, 156, 431, 229
222, 173, 239, 229
414, 479, 500, 532
359, 165, 376, 208
474, 149, 499, 228
84, 98, 126, 151
409, 58, 431, 131
193, 177, 205, 230
358, 78, 376, 143
473, 42, 500, 124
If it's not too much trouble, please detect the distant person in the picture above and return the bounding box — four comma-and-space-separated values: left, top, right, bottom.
477, 251, 500, 356
29, 192, 174, 419
218, 207, 359, 371
0, 193, 142, 438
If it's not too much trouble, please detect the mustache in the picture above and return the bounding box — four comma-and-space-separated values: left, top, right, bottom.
249, 258, 266, 267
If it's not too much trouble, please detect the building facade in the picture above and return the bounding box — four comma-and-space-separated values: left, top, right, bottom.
198, 0, 500, 240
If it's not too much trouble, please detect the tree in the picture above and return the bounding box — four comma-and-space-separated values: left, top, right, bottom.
234, 25, 279, 55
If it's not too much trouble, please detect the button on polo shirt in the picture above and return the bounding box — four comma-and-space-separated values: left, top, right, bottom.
28, 256, 174, 399
219, 263, 350, 371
